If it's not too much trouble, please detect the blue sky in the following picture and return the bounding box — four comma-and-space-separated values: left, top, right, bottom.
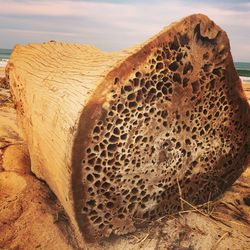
0, 0, 250, 61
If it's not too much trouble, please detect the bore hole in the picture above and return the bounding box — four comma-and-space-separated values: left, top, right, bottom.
114, 77, 119, 85
173, 73, 182, 84
156, 62, 164, 72
87, 174, 94, 182
192, 81, 200, 93
168, 61, 179, 71
107, 202, 114, 209
107, 144, 117, 152
183, 62, 193, 75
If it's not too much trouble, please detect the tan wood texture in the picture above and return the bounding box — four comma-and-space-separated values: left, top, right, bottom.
242, 83, 250, 103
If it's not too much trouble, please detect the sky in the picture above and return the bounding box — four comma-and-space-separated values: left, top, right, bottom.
0, 0, 250, 61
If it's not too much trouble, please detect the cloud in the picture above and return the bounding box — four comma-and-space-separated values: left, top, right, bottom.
0, 0, 249, 61
0, 0, 136, 17
0, 28, 80, 37
0, 0, 77, 16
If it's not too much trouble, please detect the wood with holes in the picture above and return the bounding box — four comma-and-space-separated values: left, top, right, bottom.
6, 14, 250, 241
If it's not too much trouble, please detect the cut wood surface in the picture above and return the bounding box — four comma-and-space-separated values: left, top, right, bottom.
6, 14, 250, 241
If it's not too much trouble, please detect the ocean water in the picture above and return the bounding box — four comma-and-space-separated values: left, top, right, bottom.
234, 62, 250, 83
0, 48, 12, 60
0, 48, 250, 83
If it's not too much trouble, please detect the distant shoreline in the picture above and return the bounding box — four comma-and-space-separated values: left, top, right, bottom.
0, 64, 250, 84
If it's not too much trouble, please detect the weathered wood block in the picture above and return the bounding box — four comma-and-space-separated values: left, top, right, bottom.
6, 14, 250, 240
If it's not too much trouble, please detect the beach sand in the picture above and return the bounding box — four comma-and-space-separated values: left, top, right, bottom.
243, 83, 250, 102
0, 67, 5, 79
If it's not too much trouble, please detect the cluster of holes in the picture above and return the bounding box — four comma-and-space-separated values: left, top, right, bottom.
81, 31, 250, 238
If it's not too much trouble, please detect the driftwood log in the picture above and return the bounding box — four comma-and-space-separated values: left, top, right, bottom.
6, 14, 250, 240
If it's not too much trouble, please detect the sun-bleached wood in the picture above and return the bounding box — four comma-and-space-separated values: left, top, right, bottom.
6, 42, 131, 240
6, 14, 250, 241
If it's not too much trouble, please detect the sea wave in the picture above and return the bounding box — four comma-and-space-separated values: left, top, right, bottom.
240, 76, 250, 83
0, 59, 8, 68
236, 69, 250, 78
235, 62, 250, 79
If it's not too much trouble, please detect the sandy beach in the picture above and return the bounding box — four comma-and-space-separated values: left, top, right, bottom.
0, 67, 5, 79
243, 83, 250, 102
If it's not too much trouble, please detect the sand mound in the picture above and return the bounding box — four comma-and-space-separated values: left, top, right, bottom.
0, 172, 27, 199
2, 144, 31, 174
0, 172, 80, 250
